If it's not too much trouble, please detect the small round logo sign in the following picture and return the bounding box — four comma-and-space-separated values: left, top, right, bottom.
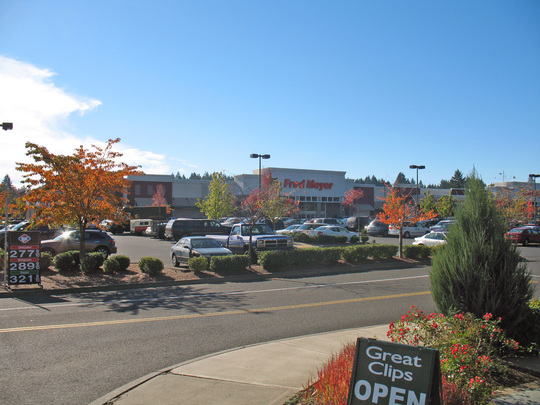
18, 234, 32, 244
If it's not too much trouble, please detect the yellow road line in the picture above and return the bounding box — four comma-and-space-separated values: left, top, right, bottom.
0, 291, 431, 333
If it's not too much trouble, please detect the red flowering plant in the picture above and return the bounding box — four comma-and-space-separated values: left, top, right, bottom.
387, 306, 520, 404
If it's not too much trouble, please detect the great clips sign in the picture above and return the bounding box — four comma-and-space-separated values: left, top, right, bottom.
283, 178, 333, 191
348, 338, 442, 405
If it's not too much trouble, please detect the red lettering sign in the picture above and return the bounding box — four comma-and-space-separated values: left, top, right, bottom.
284, 179, 333, 191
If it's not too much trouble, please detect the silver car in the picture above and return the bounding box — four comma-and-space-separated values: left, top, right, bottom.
171, 236, 233, 267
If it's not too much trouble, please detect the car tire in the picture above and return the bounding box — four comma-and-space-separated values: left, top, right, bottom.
172, 254, 180, 267
403, 231, 410, 238
94, 246, 110, 258
41, 248, 55, 256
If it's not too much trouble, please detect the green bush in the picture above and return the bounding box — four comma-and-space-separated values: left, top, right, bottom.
342, 245, 368, 263
39, 252, 52, 270
103, 256, 121, 274
113, 255, 131, 271
138, 257, 163, 276
0, 249, 4, 270
188, 256, 208, 272
365, 244, 398, 260
258, 247, 344, 271
350, 235, 359, 244
360, 235, 369, 243
53, 251, 79, 273
210, 255, 249, 273
402, 245, 432, 260
430, 175, 533, 337
80, 252, 104, 273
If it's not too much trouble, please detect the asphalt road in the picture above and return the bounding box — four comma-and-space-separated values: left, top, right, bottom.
1, 235, 538, 405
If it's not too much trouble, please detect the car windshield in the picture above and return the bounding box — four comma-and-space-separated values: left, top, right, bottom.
191, 238, 221, 249
240, 224, 273, 236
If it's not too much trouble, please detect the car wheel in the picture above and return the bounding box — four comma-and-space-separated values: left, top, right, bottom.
172, 254, 180, 267
403, 231, 410, 238
41, 248, 55, 256
94, 246, 110, 258
523, 239, 529, 247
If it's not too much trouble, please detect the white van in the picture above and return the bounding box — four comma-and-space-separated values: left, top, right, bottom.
130, 219, 153, 235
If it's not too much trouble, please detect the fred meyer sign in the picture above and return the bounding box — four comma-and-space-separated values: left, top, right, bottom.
348, 338, 441, 405
283, 178, 333, 191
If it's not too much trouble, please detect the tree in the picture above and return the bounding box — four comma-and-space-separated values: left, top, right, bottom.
430, 174, 533, 336
419, 191, 437, 216
377, 186, 436, 257
341, 188, 365, 217
151, 184, 172, 216
196, 172, 235, 220
449, 169, 466, 189
436, 194, 456, 218
494, 187, 531, 226
394, 172, 411, 185
16, 138, 142, 260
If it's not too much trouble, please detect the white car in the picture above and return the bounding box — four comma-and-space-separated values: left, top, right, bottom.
413, 232, 447, 246
276, 224, 302, 234
388, 223, 430, 238
308, 226, 359, 241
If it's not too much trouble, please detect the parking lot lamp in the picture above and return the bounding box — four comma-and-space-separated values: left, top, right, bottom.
250, 154, 270, 189
1, 122, 13, 131
529, 174, 540, 219
409, 165, 425, 205
2, 122, 13, 285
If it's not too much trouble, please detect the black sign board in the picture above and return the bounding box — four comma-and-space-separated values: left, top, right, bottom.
347, 338, 442, 405
7, 231, 41, 286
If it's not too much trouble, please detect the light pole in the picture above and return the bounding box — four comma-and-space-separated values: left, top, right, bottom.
250, 153, 270, 189
409, 165, 425, 205
2, 122, 13, 286
529, 174, 540, 220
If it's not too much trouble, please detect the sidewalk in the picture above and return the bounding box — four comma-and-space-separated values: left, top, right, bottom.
90, 325, 540, 405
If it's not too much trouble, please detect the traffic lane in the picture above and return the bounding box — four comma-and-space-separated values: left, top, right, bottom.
0, 275, 436, 405
0, 266, 432, 329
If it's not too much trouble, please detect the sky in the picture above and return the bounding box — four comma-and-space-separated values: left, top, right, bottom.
1, 1, 539, 188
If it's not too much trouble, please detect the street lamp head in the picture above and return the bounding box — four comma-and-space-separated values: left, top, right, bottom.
250, 154, 258, 158
1, 122, 13, 131
529, 174, 540, 178
261, 154, 270, 159
409, 165, 425, 170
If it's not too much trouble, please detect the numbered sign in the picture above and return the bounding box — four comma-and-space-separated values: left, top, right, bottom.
8, 231, 41, 286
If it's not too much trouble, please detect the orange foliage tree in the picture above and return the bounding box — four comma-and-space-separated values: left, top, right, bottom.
341, 188, 365, 217
16, 138, 142, 259
378, 185, 436, 257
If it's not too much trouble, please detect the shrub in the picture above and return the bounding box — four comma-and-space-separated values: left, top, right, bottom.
365, 244, 397, 259
430, 175, 533, 337
258, 247, 344, 271
53, 251, 79, 273
103, 256, 121, 274
188, 256, 208, 272
80, 252, 104, 274
350, 235, 359, 244
210, 255, 249, 273
39, 252, 52, 270
402, 245, 432, 260
113, 255, 131, 271
342, 245, 368, 263
360, 235, 369, 243
0, 248, 5, 270
387, 306, 520, 404
138, 257, 163, 276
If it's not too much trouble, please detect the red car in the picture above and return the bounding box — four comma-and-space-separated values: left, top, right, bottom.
506, 227, 540, 246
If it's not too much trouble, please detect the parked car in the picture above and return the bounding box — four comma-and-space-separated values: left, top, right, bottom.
164, 218, 231, 241
294, 223, 331, 234
40, 229, 117, 257
283, 218, 305, 227
308, 226, 359, 242
388, 223, 430, 238
171, 236, 233, 267
506, 227, 540, 246
276, 224, 302, 234
0, 221, 68, 246
412, 232, 447, 246
430, 220, 456, 233
305, 218, 341, 225
365, 219, 389, 236
345, 216, 371, 232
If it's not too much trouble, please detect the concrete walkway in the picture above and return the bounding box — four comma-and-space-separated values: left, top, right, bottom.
90, 325, 540, 405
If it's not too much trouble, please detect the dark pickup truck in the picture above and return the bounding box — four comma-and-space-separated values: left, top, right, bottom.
206, 223, 294, 255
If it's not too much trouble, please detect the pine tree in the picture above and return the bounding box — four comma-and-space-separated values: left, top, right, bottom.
430, 174, 533, 336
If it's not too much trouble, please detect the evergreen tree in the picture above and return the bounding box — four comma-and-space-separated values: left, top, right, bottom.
2, 174, 13, 190
449, 169, 466, 189
430, 174, 533, 336
394, 172, 410, 185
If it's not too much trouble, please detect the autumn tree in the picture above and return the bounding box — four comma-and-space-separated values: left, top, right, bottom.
196, 172, 236, 220
378, 186, 436, 257
16, 138, 142, 260
341, 188, 365, 217
494, 187, 531, 226
151, 184, 172, 216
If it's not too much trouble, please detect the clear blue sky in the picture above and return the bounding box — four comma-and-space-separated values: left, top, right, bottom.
1, 1, 539, 187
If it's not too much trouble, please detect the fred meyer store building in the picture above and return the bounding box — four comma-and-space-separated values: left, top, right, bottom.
127, 167, 464, 219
